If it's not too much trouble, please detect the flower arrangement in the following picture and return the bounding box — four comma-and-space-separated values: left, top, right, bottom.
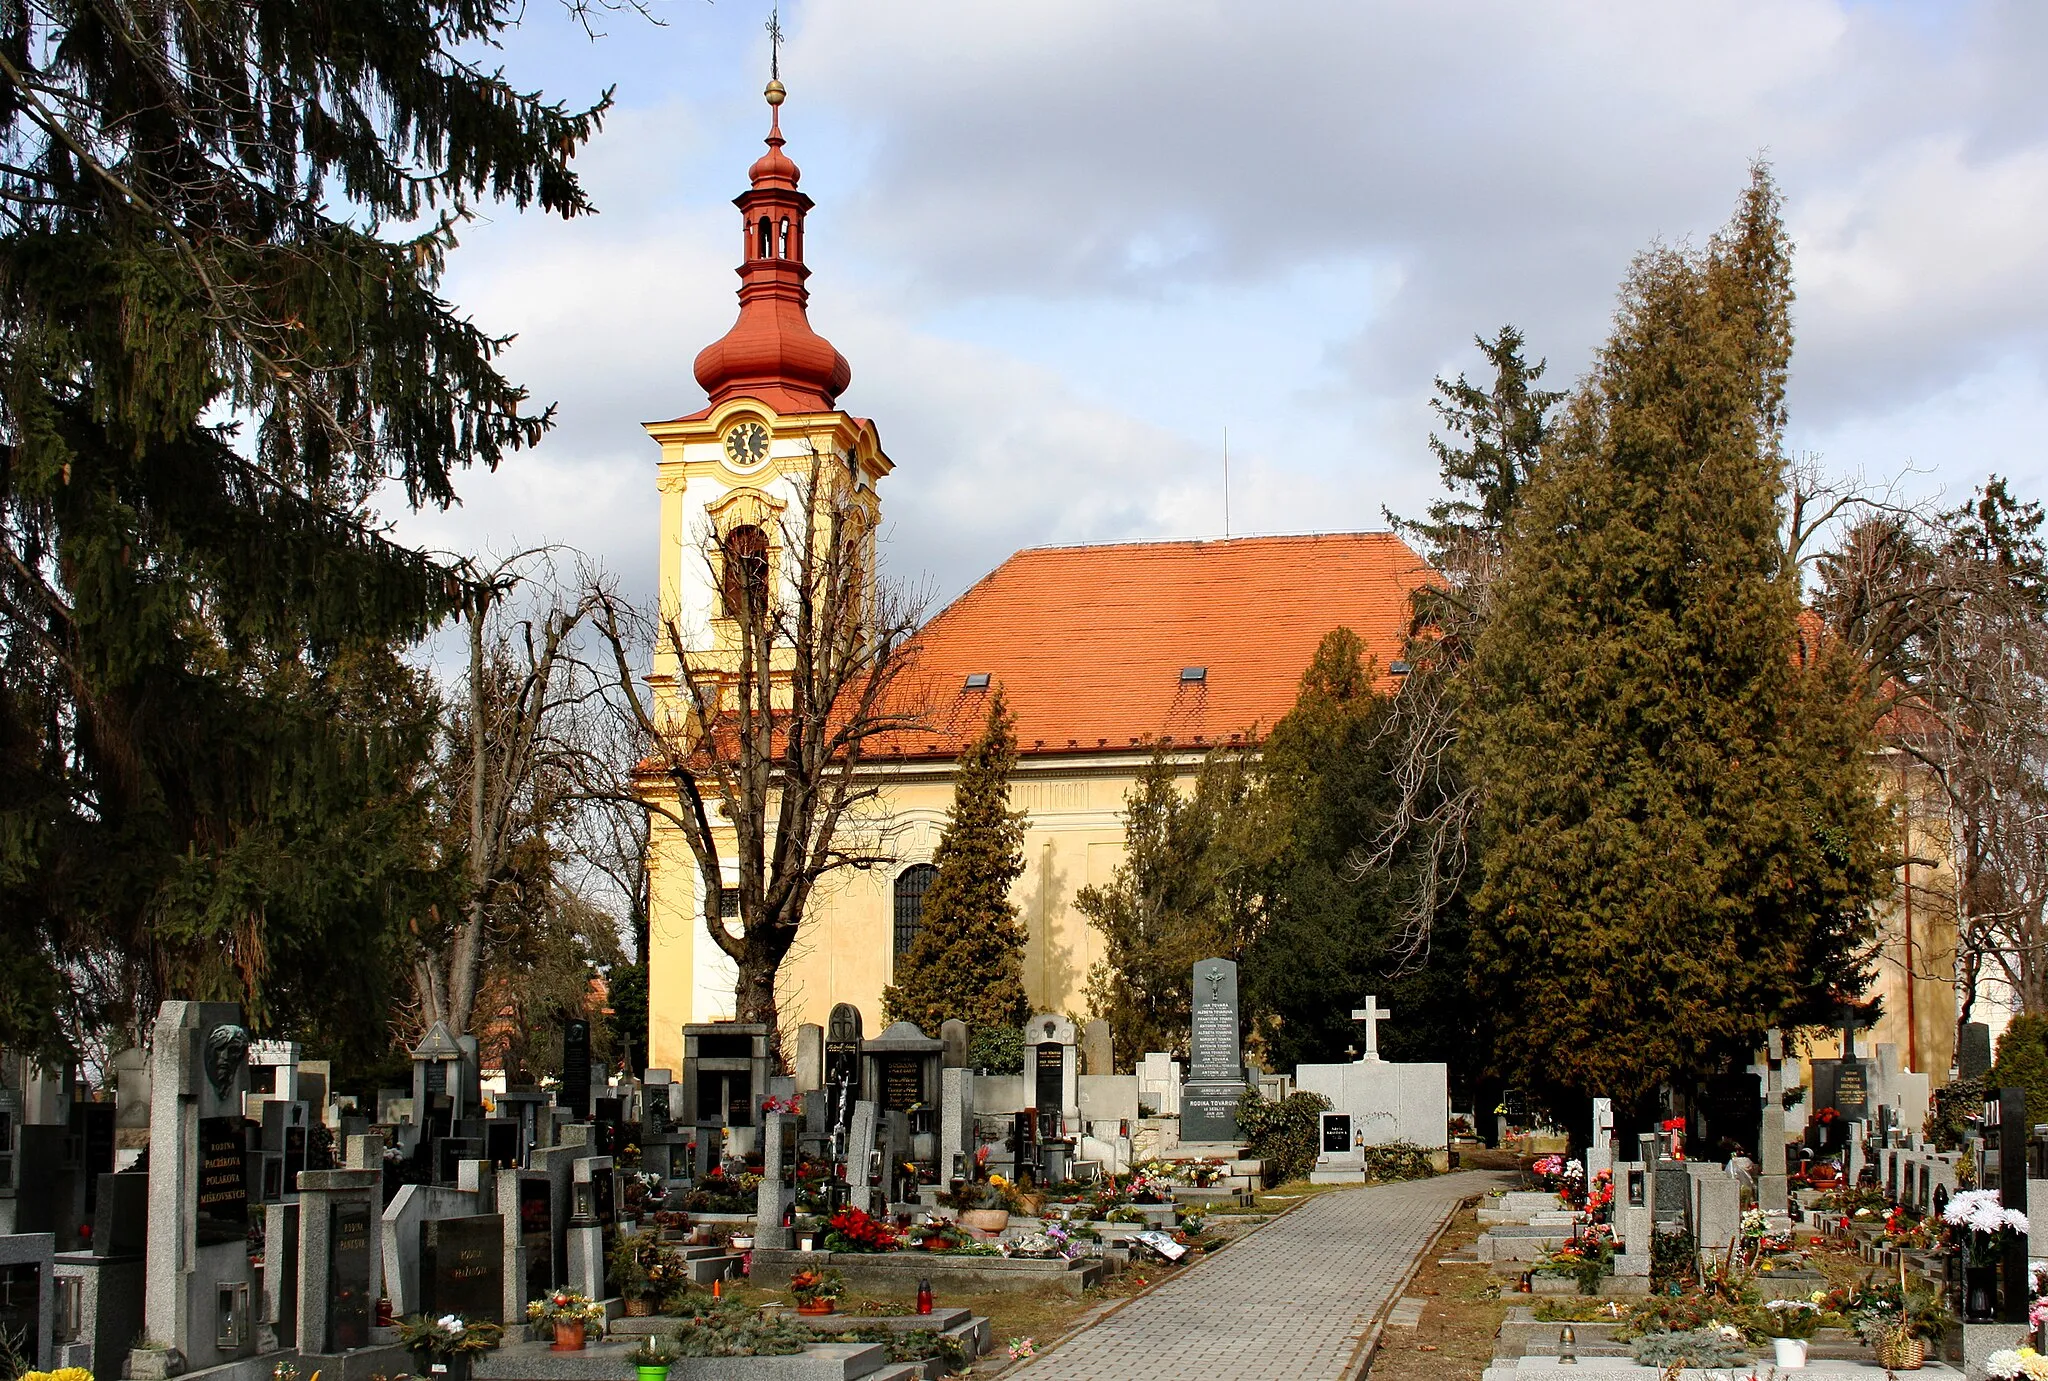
1984, 1347, 2048, 1381
1659, 1117, 1686, 1161
1944, 1188, 2030, 1265
18, 1371, 95, 1381
525, 1292, 606, 1331
824, 1206, 900, 1253
397, 1313, 506, 1356
788, 1268, 845, 1307
760, 1095, 803, 1115
1006, 1337, 1038, 1362
1584, 1169, 1613, 1214
1755, 1300, 1819, 1340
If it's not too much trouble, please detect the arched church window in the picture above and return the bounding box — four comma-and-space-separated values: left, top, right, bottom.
777, 217, 791, 257
721, 525, 770, 617
893, 863, 938, 957
755, 216, 772, 259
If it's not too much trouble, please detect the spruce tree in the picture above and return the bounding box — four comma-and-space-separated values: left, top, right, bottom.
1464, 167, 1890, 1116
881, 689, 1031, 1037
0, 0, 606, 1054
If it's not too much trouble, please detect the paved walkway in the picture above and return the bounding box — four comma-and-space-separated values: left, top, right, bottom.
1012, 1169, 1510, 1381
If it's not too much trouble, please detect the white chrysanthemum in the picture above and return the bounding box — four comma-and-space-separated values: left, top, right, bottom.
1986, 1349, 2026, 1380
2021, 1349, 2048, 1381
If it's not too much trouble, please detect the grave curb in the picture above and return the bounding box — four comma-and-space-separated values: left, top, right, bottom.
1342, 1190, 1478, 1381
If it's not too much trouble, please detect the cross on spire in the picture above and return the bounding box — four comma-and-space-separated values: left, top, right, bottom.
1351, 997, 1391, 1062
766, 7, 784, 81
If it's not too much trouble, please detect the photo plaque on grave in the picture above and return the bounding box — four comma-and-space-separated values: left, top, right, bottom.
328, 1200, 373, 1351
195, 1116, 250, 1247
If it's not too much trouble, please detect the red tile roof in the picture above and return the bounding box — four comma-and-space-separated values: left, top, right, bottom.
878, 533, 1435, 760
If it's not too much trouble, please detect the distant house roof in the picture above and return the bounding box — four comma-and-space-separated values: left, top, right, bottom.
876, 533, 1434, 761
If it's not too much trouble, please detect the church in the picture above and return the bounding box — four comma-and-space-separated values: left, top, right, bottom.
638, 82, 1956, 1089
638, 82, 1431, 1075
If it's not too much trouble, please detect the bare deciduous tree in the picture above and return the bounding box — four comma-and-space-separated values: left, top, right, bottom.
592, 455, 926, 1055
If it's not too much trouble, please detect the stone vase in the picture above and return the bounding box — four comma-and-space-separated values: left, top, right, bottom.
960, 1209, 1010, 1233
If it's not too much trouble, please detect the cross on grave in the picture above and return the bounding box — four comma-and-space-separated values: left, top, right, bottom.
1351, 997, 1391, 1062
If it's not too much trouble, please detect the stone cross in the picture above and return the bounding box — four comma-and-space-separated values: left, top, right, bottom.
1351, 997, 1391, 1062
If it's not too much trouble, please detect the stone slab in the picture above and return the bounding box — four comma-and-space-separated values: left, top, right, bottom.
475, 1338, 890, 1381
752, 1248, 1103, 1297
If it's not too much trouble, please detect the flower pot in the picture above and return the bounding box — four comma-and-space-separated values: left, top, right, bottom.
729, 1235, 754, 1251
623, 1297, 653, 1317
1772, 1338, 1808, 1369
960, 1209, 1010, 1233
551, 1318, 587, 1352
1966, 1264, 2000, 1323
637, 1366, 671, 1381
796, 1299, 836, 1316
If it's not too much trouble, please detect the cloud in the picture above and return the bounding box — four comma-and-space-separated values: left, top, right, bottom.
388, 0, 2048, 612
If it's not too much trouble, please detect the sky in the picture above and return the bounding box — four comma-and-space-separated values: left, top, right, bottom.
389, 0, 2048, 615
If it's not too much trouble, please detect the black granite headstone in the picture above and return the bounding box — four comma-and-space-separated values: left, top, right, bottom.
1034, 1044, 1063, 1118
882, 1056, 923, 1114
195, 1116, 250, 1247
518, 1175, 553, 1304
420, 1214, 504, 1323
0, 1261, 42, 1368
328, 1200, 373, 1350
1960, 1023, 1994, 1082
1322, 1114, 1353, 1155
560, 1020, 591, 1120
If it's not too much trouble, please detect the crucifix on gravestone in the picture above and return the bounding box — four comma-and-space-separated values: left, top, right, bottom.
1351, 998, 1390, 1063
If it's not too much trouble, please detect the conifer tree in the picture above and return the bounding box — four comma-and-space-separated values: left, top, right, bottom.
1078, 743, 1274, 1065
1465, 167, 1889, 1116
881, 689, 1031, 1036
0, 0, 607, 1055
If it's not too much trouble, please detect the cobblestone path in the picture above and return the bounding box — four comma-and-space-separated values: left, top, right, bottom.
1011, 1169, 1509, 1381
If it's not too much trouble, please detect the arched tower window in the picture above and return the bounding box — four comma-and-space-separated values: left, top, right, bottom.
755, 216, 772, 259
777, 217, 791, 257
893, 863, 938, 957
721, 525, 770, 617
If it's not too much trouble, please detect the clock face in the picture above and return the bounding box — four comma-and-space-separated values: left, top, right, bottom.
724, 421, 770, 467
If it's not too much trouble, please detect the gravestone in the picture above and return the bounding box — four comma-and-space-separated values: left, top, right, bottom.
1080, 1019, 1113, 1077
1758, 1028, 1789, 1213
792, 1025, 824, 1094
326, 1200, 374, 1350
1313, 1112, 1363, 1181
559, 1019, 592, 1120
515, 1174, 553, 1308
1137, 1053, 1181, 1117
844, 1101, 880, 1215
290, 1155, 380, 1357
1587, 1098, 1614, 1179
1959, 1023, 1994, 1082
137, 1000, 259, 1374
681, 1024, 769, 1156
825, 1005, 864, 1137
1181, 959, 1244, 1144
0, 1234, 52, 1370
754, 1111, 796, 1250
862, 1022, 942, 1116
1020, 1014, 1078, 1139
938, 1068, 975, 1184
939, 1020, 970, 1072
420, 1214, 504, 1322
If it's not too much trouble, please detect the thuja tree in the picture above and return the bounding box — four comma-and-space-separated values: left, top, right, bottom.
881, 688, 1030, 1036
0, 0, 607, 1055
1465, 167, 1889, 1115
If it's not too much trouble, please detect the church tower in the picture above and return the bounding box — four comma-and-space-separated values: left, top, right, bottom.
643, 80, 893, 1064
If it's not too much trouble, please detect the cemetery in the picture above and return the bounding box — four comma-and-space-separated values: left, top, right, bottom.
0, 957, 1466, 1381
